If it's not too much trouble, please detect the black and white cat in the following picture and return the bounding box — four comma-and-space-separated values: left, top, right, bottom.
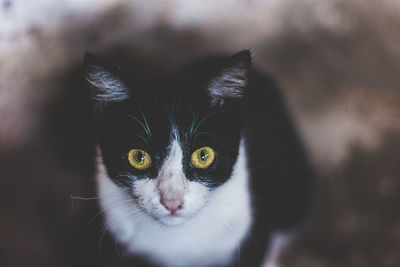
83, 50, 313, 267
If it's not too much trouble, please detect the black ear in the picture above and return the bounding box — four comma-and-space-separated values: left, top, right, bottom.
208, 50, 251, 106
83, 53, 129, 110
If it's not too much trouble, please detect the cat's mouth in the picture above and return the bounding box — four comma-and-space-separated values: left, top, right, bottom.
154, 199, 210, 227
127, 192, 188, 226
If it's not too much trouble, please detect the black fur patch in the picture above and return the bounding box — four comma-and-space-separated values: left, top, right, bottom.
85, 51, 250, 188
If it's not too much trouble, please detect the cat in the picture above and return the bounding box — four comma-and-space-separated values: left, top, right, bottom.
83, 50, 314, 267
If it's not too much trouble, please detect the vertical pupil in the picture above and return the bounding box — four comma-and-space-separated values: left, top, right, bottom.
136, 151, 144, 163
200, 150, 207, 161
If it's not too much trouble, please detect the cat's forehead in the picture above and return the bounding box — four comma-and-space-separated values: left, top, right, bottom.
134, 78, 208, 109
123, 81, 209, 128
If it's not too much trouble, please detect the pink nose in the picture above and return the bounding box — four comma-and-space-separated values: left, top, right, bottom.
161, 198, 183, 215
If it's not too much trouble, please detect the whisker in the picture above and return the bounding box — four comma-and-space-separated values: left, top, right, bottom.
88, 198, 136, 226
138, 106, 152, 138
70, 195, 101, 201
134, 132, 149, 143
126, 114, 151, 139
117, 129, 150, 144
191, 110, 231, 137
189, 111, 200, 136
115, 171, 139, 181
193, 132, 224, 146
70, 194, 102, 212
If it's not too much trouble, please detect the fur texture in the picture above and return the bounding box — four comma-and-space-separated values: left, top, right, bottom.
97, 141, 251, 267
84, 50, 313, 267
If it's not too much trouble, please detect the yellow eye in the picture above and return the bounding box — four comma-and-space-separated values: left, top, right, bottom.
128, 149, 152, 170
190, 147, 215, 169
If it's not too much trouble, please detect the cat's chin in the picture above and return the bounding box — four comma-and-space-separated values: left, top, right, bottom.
156, 214, 188, 227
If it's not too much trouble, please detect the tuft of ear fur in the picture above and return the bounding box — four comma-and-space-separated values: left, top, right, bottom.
208, 50, 251, 106
84, 53, 129, 110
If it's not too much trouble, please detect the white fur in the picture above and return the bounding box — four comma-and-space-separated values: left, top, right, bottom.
85, 64, 129, 102
97, 140, 252, 267
208, 64, 248, 105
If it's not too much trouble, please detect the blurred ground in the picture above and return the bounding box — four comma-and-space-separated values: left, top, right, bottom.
1, 0, 400, 266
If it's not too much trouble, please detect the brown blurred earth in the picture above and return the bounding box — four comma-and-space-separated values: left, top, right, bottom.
1, 0, 400, 266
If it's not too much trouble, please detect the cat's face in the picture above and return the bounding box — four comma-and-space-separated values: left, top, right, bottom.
85, 51, 251, 226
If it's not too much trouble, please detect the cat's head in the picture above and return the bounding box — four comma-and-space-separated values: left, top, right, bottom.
84, 51, 251, 226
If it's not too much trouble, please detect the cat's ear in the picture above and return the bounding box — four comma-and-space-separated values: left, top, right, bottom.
83, 53, 129, 110
208, 50, 251, 106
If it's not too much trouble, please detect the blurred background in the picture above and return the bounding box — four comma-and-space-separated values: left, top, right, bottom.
1, 0, 400, 266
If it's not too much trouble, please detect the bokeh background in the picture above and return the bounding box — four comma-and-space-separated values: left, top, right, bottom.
1, 0, 400, 266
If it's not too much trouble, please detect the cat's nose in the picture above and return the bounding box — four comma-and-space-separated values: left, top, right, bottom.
161, 198, 184, 215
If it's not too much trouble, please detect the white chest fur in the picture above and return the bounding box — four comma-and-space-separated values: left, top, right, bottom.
96, 142, 252, 267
